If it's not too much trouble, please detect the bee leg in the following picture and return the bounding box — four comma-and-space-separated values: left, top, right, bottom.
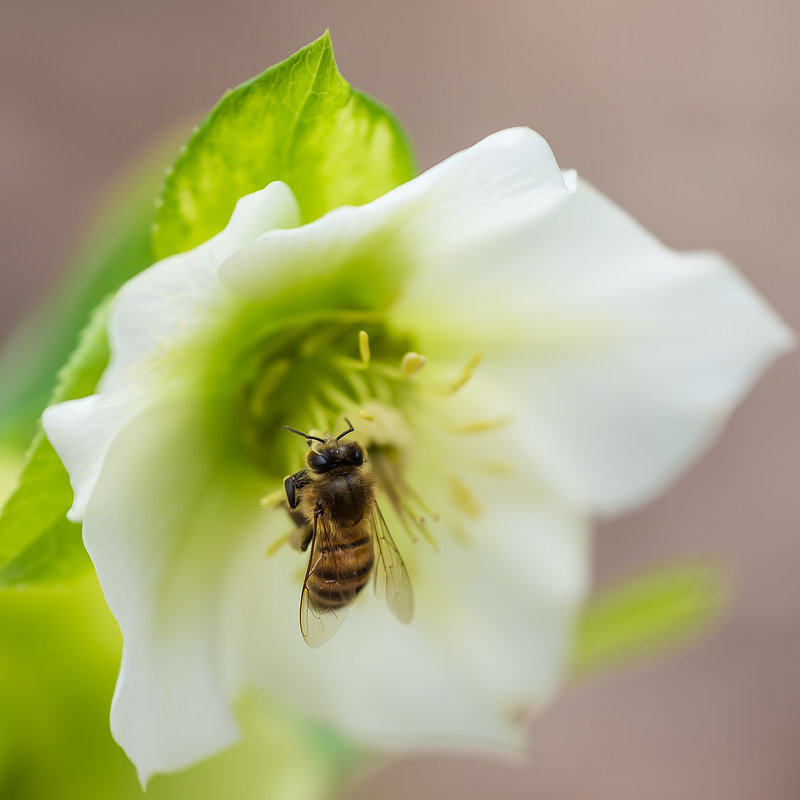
286, 505, 307, 530
308, 500, 325, 551
298, 527, 313, 552
311, 500, 327, 546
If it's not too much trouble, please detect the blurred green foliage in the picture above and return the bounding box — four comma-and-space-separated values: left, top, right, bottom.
571, 564, 724, 679
0, 301, 110, 587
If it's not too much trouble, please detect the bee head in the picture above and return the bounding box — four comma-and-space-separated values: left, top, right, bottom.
306, 440, 365, 473
283, 419, 364, 473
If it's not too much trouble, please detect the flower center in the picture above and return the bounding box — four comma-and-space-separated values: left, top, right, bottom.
200, 309, 504, 552
236, 319, 420, 478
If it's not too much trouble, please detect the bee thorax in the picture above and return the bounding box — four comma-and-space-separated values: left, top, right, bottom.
309, 469, 375, 528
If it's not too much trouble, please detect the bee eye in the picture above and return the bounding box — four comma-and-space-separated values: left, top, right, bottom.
308, 452, 330, 471
352, 448, 363, 466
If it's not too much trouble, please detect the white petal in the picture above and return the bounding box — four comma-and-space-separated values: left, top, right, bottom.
210, 180, 300, 259
396, 177, 794, 512
218, 128, 572, 298
103, 181, 299, 392
42, 393, 143, 520
43, 182, 299, 523
81, 401, 264, 782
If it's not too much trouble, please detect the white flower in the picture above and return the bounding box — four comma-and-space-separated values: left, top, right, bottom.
42, 128, 791, 783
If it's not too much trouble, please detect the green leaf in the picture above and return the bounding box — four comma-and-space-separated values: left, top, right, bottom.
0, 132, 180, 449
570, 564, 725, 679
153, 30, 416, 260
0, 300, 111, 586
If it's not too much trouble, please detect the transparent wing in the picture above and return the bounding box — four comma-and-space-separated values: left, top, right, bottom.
372, 503, 414, 624
299, 510, 354, 648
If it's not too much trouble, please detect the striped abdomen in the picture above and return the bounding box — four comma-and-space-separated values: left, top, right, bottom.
307, 527, 374, 611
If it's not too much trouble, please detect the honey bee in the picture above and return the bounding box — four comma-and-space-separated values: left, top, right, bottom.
283, 419, 414, 647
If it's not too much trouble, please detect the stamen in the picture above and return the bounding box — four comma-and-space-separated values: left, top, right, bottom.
344, 369, 371, 403
360, 409, 376, 421
308, 402, 330, 435
401, 351, 427, 377
320, 385, 357, 416
397, 508, 420, 543
262, 494, 311, 557
449, 475, 483, 519
248, 359, 291, 419
405, 482, 439, 522
396, 500, 439, 551
359, 330, 371, 364
265, 532, 291, 557
456, 414, 514, 434
449, 352, 483, 394
370, 447, 439, 550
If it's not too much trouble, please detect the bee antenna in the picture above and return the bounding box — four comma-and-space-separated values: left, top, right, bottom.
335, 418, 355, 441
282, 425, 325, 444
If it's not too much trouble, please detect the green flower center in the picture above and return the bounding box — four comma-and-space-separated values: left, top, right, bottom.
231, 317, 420, 477
192, 299, 496, 549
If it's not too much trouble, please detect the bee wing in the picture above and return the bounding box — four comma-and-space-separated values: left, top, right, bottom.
299, 511, 354, 648
372, 503, 414, 624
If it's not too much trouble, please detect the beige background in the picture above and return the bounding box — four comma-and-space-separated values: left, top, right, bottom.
1, 1, 798, 797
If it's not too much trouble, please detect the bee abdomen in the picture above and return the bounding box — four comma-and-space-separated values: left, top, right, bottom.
308, 535, 374, 611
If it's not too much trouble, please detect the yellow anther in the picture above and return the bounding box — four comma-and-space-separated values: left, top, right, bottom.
457, 414, 514, 434
449, 352, 483, 394
359, 409, 376, 421
359, 330, 371, 364
401, 351, 427, 377
449, 476, 483, 519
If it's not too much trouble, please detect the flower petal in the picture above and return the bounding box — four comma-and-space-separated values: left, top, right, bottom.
218, 127, 572, 302
43, 392, 143, 521
81, 401, 264, 782
43, 182, 299, 522
104, 181, 299, 391
395, 177, 794, 512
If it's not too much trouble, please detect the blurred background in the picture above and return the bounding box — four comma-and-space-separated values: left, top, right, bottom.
1, 1, 798, 798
